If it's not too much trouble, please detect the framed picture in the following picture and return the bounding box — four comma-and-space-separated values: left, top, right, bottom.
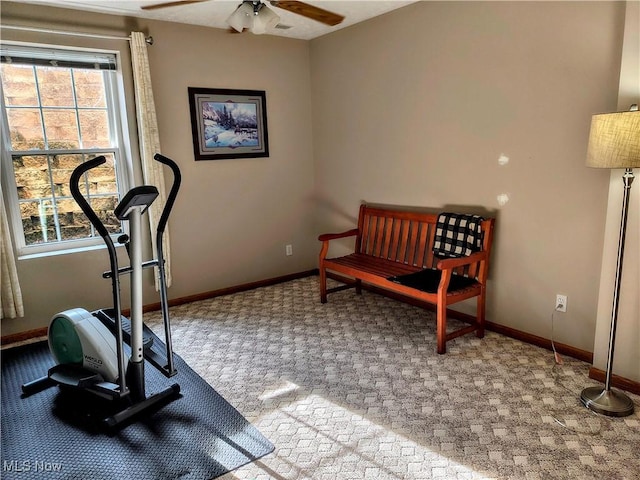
188, 87, 269, 160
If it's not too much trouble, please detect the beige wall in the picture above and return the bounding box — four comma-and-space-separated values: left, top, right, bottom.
1, 1, 633, 383
310, 1, 625, 356
141, 21, 318, 294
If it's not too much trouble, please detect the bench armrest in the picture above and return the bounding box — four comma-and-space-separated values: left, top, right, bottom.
435, 251, 489, 295
319, 228, 359, 262
318, 229, 359, 242
436, 251, 487, 270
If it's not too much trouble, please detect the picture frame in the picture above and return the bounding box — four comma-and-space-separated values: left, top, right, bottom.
188, 87, 269, 160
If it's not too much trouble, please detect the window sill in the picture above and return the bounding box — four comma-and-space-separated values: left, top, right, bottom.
17, 242, 121, 261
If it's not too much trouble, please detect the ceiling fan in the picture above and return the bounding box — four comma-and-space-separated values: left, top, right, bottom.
142, 1, 345, 33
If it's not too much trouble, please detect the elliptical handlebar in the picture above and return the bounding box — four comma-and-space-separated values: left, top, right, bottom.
70, 156, 111, 240
153, 153, 181, 377
70, 155, 128, 395
154, 153, 181, 236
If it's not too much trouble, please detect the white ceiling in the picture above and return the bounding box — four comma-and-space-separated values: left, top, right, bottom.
10, 1, 417, 40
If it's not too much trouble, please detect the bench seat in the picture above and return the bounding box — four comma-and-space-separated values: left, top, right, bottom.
318, 204, 495, 354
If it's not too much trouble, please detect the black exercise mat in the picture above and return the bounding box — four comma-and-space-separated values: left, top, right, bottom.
1, 341, 273, 480
388, 268, 477, 293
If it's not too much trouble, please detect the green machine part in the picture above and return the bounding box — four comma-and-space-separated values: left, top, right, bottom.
48, 315, 84, 365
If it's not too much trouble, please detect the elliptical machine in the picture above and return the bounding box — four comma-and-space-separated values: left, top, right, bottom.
22, 153, 182, 429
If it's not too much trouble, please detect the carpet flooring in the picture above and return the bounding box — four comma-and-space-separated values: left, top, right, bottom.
142, 276, 640, 479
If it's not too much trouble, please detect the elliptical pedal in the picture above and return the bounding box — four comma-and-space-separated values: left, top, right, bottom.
93, 308, 154, 352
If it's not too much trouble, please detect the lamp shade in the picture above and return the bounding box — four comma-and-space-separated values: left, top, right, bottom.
586, 111, 640, 168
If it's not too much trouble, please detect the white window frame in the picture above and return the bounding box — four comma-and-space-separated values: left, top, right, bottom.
0, 41, 133, 258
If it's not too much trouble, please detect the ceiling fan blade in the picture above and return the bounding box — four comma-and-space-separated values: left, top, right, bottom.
142, 0, 209, 11
270, 1, 344, 26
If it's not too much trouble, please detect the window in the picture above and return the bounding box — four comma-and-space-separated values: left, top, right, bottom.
0, 43, 130, 257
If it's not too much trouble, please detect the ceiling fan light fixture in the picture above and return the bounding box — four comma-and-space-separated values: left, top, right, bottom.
226, 1, 280, 34
250, 3, 280, 34
226, 1, 255, 32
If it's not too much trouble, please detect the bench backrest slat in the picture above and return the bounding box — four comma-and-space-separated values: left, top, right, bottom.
406, 221, 419, 266
382, 217, 394, 259
389, 218, 402, 260
414, 222, 429, 267
397, 219, 410, 262
374, 216, 386, 257
356, 204, 494, 281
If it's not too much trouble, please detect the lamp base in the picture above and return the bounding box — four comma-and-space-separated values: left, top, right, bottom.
580, 386, 635, 417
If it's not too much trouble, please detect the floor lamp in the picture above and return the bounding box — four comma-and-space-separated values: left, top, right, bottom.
581, 109, 640, 417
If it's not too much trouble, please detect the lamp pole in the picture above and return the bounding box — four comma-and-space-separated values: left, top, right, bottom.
580, 168, 635, 417
581, 109, 639, 417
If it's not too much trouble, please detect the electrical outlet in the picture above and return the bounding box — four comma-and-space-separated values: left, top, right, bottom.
285, 244, 293, 256
556, 294, 567, 313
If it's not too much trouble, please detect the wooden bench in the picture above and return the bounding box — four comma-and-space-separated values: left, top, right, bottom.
318, 204, 495, 354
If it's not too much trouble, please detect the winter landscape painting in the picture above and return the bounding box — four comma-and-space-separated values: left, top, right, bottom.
188, 88, 269, 160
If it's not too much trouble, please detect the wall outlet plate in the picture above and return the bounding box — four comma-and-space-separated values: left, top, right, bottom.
556, 294, 567, 313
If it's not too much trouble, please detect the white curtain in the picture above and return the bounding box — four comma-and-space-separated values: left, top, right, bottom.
1, 182, 24, 319
129, 31, 172, 289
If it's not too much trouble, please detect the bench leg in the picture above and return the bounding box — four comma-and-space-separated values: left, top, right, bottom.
436, 298, 447, 354
355, 279, 362, 295
319, 266, 328, 303
476, 288, 486, 338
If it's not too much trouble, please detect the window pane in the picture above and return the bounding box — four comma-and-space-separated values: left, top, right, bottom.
57, 198, 92, 241
1, 64, 38, 106
20, 199, 58, 245
71, 156, 118, 197
6, 108, 45, 150
36, 66, 74, 107
91, 195, 121, 234
42, 109, 80, 149
13, 155, 51, 200
74, 70, 106, 108
79, 110, 110, 148
86, 154, 118, 194
50, 154, 83, 198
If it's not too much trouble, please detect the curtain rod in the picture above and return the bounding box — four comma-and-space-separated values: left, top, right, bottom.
1, 25, 154, 45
